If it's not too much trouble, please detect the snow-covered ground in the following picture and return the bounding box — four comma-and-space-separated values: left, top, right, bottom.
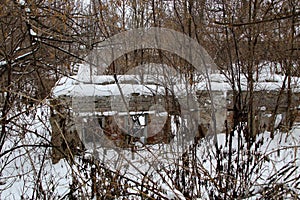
0, 106, 72, 199
1, 103, 299, 199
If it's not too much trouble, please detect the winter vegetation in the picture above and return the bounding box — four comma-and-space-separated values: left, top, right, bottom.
1, 0, 300, 199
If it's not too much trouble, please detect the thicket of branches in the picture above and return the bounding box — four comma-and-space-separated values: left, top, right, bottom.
0, 0, 300, 199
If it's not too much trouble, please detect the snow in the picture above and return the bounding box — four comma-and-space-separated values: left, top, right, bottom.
69, 83, 166, 97
0, 106, 72, 199
1, 103, 300, 199
29, 29, 37, 36
0, 60, 7, 66
52, 63, 300, 98
260, 106, 266, 111
274, 114, 282, 128
17, 0, 25, 5
15, 51, 34, 61
0, 51, 35, 68
91, 75, 116, 84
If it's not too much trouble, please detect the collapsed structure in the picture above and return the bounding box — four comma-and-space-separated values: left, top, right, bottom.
49, 64, 300, 163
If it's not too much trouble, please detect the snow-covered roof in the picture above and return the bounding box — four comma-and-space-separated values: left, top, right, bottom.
52, 72, 300, 98
52, 74, 170, 97
52, 61, 300, 98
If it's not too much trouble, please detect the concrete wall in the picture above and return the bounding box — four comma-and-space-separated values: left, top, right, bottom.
49, 90, 300, 162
